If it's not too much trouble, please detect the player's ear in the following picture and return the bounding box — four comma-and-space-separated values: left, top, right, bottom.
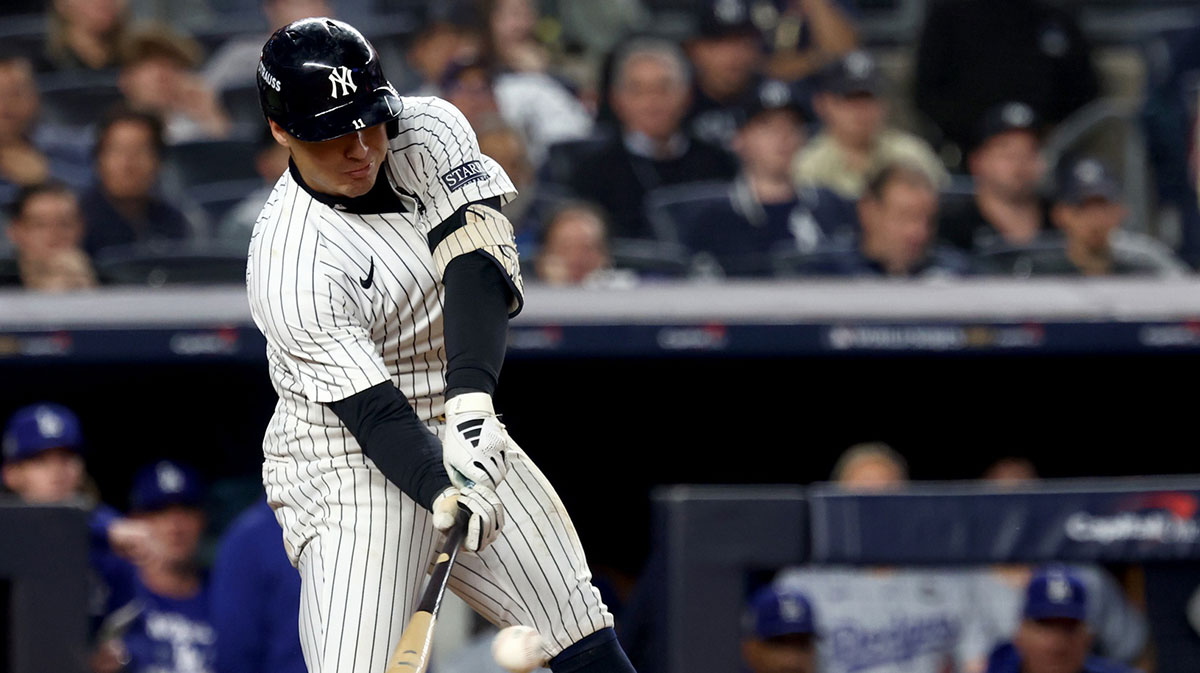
267, 120, 291, 148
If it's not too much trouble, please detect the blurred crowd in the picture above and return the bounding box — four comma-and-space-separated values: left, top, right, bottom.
2, 0, 1200, 291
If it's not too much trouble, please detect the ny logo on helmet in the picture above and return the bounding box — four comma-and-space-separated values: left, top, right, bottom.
329, 66, 358, 98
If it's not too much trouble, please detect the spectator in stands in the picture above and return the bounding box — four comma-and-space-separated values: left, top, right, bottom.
534, 203, 629, 287
218, 127, 291, 247
741, 586, 819, 673
393, 0, 482, 96
552, 38, 737, 240
481, 0, 550, 74
938, 102, 1051, 254
93, 461, 216, 673
762, 0, 859, 84
439, 55, 592, 165
979, 157, 1187, 277
670, 79, 855, 277
4, 182, 97, 291
1032, 157, 1187, 277
684, 0, 767, 148
0, 53, 92, 205
830, 441, 907, 491
210, 497, 305, 673
802, 162, 971, 278
40, 0, 130, 73
82, 109, 193, 257
984, 568, 1140, 673
794, 50, 946, 202
477, 119, 547, 244
118, 25, 232, 144
914, 0, 1099, 156
1141, 23, 1200, 265
204, 0, 334, 93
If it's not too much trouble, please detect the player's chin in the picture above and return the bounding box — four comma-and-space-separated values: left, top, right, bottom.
337, 176, 376, 198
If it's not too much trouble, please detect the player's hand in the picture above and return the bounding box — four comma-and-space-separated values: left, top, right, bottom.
108, 518, 162, 566
442, 392, 510, 490
433, 485, 504, 552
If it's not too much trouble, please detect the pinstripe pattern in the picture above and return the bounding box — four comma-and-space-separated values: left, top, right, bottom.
248, 96, 611, 673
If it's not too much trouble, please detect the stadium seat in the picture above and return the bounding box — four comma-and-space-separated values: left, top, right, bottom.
608, 238, 691, 278
644, 181, 731, 244
974, 242, 1075, 277
187, 179, 262, 224
167, 139, 260, 188
0, 14, 45, 55
37, 72, 123, 128
93, 241, 250, 286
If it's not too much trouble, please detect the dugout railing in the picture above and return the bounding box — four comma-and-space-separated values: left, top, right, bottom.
651, 478, 1200, 673
0, 502, 89, 673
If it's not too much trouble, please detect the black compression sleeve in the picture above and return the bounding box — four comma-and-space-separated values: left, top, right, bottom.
442, 251, 512, 398
327, 382, 451, 509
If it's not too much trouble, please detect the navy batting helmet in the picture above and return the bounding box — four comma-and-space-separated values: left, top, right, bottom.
258, 17, 402, 142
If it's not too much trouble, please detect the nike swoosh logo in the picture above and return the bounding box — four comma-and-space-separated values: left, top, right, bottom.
360, 258, 375, 289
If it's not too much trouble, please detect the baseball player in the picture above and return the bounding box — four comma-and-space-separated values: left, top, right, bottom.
94, 460, 216, 673
246, 18, 634, 673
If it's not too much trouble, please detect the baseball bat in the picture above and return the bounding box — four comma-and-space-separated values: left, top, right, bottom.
385, 507, 472, 673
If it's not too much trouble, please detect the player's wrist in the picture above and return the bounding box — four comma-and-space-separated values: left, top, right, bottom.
445, 391, 494, 416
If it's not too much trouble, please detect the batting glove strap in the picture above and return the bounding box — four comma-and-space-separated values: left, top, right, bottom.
443, 393, 510, 490
433, 486, 504, 552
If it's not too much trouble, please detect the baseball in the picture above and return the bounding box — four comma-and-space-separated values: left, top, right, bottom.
491, 625, 547, 673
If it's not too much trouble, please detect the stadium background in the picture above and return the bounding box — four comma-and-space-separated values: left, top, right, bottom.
2, 0, 1200, 672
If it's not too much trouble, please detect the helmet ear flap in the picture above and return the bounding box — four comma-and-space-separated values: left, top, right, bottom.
257, 17, 402, 142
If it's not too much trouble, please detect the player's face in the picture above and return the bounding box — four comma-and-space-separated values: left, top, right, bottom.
273, 121, 389, 199
612, 55, 690, 142
1, 448, 85, 503
142, 505, 205, 566
742, 634, 817, 673
735, 110, 805, 178
971, 131, 1044, 200
1015, 618, 1090, 673
859, 179, 938, 275
9, 192, 85, 263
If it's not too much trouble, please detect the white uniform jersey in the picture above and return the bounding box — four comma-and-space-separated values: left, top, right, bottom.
246, 96, 611, 673
247, 96, 515, 557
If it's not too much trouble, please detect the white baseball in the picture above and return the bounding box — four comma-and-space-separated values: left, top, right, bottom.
491, 625, 547, 673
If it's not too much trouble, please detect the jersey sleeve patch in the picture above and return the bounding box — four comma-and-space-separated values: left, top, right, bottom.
439, 160, 489, 193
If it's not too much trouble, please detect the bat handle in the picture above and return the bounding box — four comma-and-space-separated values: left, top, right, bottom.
445, 506, 471, 549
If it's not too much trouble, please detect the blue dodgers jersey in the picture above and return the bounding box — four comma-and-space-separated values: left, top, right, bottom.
122, 579, 217, 673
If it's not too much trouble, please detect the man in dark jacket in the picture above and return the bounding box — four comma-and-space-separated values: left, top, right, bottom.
550, 37, 738, 241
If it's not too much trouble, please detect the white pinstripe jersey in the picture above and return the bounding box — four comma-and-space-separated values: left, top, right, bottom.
246, 97, 516, 549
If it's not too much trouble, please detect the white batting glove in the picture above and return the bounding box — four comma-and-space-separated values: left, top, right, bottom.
443, 392, 510, 490
432, 485, 504, 552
